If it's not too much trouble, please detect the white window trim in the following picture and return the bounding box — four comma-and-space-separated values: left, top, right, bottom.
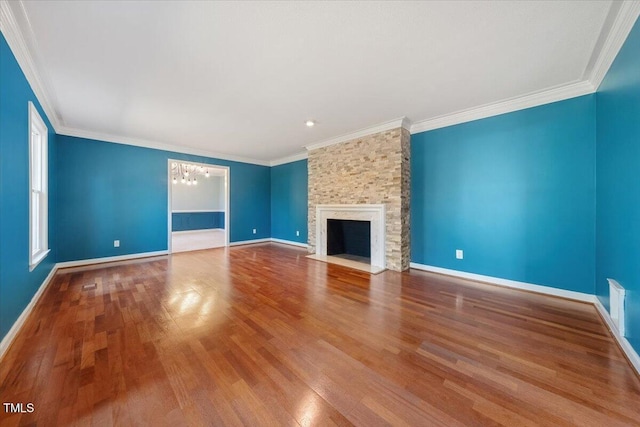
28, 102, 50, 271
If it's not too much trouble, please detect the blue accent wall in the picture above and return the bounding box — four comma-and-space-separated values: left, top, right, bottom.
596, 18, 640, 352
411, 95, 596, 294
0, 32, 57, 340
172, 212, 225, 231
56, 135, 270, 262
270, 159, 308, 244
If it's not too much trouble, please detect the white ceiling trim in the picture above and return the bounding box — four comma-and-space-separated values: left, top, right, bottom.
410, 80, 595, 135
0, 0, 61, 130
305, 117, 411, 152
2, 0, 270, 167
588, 1, 640, 90
3, 1, 639, 165
57, 126, 271, 166
270, 152, 308, 167
409, 1, 639, 135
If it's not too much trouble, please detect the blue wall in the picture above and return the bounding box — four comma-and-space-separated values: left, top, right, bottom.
596, 18, 640, 352
172, 212, 225, 231
270, 159, 308, 244
0, 33, 57, 339
56, 135, 270, 262
411, 95, 596, 294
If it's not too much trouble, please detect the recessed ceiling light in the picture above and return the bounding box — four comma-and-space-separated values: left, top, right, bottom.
305, 120, 315, 127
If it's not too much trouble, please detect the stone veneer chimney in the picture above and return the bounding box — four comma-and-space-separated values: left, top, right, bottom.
308, 127, 410, 271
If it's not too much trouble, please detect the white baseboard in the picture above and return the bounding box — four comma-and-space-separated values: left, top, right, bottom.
229, 238, 271, 246
0, 265, 58, 362
410, 262, 640, 376
270, 238, 308, 248
229, 238, 308, 248
56, 250, 169, 269
409, 263, 594, 303
594, 298, 640, 376
171, 210, 225, 213
171, 229, 224, 235
1, 250, 168, 361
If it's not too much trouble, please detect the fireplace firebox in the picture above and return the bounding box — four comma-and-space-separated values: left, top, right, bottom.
326, 219, 371, 259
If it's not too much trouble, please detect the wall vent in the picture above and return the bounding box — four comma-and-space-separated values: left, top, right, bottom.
608, 278, 626, 336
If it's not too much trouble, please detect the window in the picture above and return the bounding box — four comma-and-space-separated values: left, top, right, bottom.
29, 102, 49, 270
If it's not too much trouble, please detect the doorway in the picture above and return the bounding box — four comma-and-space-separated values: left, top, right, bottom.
168, 160, 229, 253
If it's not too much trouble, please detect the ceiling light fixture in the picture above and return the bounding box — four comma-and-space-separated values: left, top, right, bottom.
171, 162, 212, 187
305, 120, 315, 127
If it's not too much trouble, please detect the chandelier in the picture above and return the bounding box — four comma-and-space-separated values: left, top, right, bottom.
170, 162, 211, 186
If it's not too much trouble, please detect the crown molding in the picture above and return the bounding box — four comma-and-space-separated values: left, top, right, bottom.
57, 126, 271, 166
4, 0, 637, 162
588, 1, 640, 90
0, 0, 264, 167
270, 151, 308, 167
305, 117, 411, 152
0, 0, 62, 130
410, 80, 595, 134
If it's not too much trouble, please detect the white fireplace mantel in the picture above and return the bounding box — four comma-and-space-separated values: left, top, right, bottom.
315, 204, 386, 269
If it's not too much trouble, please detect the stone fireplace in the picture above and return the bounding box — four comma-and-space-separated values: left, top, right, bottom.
307, 126, 410, 271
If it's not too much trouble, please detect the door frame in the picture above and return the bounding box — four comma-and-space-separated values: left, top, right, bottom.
167, 159, 230, 253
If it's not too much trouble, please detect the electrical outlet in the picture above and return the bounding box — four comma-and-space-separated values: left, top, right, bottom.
296, 230, 300, 237
456, 249, 463, 259
114, 240, 120, 248
252, 228, 256, 234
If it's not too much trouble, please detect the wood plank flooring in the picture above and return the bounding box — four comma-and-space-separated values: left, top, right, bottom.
1, 243, 639, 426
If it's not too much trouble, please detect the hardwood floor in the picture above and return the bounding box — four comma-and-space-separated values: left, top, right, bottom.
1, 243, 639, 426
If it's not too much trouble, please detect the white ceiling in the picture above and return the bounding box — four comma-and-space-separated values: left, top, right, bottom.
2, 1, 634, 164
